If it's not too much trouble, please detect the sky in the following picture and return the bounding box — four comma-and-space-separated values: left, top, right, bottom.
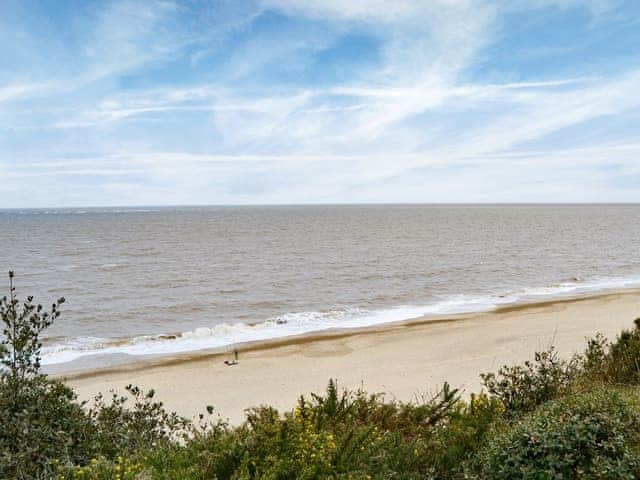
1, 0, 640, 207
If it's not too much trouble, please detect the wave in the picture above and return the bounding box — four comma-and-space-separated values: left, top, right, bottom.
40, 274, 640, 366
3, 208, 155, 216
98, 263, 120, 271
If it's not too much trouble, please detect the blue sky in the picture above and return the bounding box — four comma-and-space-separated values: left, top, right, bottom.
1, 0, 640, 206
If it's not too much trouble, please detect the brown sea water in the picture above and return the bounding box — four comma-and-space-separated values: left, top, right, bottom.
1, 204, 639, 368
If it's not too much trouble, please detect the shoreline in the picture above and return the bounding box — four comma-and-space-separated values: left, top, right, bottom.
56, 288, 640, 380
41, 274, 640, 369
63, 289, 640, 424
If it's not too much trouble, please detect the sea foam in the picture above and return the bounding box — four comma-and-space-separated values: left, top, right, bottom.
40, 274, 640, 366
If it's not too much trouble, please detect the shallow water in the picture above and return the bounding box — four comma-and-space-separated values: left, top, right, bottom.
1, 204, 639, 367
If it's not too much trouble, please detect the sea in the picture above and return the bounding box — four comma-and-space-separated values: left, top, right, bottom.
1, 204, 639, 371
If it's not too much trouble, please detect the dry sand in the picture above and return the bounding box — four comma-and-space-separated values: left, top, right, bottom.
63, 291, 640, 425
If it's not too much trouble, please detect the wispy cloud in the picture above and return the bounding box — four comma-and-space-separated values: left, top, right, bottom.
0, 83, 51, 103
1, 0, 639, 206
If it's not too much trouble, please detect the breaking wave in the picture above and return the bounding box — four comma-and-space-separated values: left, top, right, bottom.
41, 274, 640, 366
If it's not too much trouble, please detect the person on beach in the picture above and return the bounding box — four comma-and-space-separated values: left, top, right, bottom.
224, 348, 239, 366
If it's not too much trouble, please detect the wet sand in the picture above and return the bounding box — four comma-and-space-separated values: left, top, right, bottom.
63, 290, 640, 425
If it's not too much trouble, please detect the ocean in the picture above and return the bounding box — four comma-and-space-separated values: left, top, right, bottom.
1, 204, 639, 370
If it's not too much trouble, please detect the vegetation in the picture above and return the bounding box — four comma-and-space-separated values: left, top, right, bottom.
1, 272, 640, 479
474, 388, 640, 479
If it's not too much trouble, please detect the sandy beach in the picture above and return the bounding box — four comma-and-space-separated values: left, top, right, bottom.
63, 291, 640, 425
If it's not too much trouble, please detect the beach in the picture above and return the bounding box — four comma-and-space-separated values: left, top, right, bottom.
63, 290, 640, 425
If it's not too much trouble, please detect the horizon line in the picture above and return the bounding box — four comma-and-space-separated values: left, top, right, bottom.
2, 202, 640, 210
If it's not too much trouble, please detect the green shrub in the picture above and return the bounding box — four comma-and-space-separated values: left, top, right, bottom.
472, 388, 640, 480
0, 271, 64, 382
0, 272, 86, 479
0, 273, 190, 478
579, 319, 640, 386
480, 347, 578, 415
134, 381, 505, 480
56, 455, 147, 480
0, 376, 93, 479
601, 319, 640, 384
87, 384, 190, 458
580, 333, 609, 378
138, 421, 241, 480
426, 392, 505, 478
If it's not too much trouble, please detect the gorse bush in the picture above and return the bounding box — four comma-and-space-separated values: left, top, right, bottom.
131, 381, 505, 480
2, 271, 640, 479
56, 456, 146, 480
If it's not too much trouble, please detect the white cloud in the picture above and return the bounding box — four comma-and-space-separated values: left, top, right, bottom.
1, 0, 639, 205
0, 83, 50, 103
78, 0, 189, 82
261, 0, 420, 23
447, 69, 640, 158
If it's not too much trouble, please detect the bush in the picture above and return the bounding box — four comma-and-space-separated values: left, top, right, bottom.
0, 273, 189, 478
134, 381, 506, 480
472, 388, 640, 480
0, 272, 86, 479
56, 455, 147, 480
427, 392, 505, 478
138, 420, 240, 480
0, 376, 93, 479
480, 347, 577, 415
87, 384, 190, 459
601, 319, 640, 384
577, 319, 640, 387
